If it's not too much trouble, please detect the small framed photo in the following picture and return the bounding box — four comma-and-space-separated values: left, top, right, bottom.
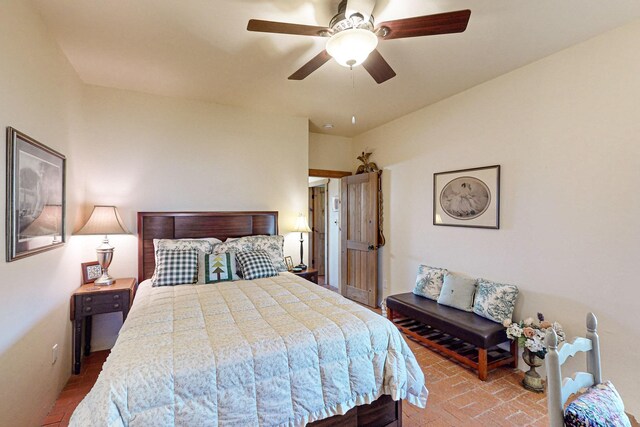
81, 261, 102, 284
434, 165, 500, 229
285, 256, 294, 272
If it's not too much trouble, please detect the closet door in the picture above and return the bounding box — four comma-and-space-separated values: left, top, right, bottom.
340, 172, 378, 307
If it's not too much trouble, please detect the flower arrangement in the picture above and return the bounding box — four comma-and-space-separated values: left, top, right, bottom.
504, 312, 565, 359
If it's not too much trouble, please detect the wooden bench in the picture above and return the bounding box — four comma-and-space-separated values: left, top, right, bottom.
387, 292, 517, 380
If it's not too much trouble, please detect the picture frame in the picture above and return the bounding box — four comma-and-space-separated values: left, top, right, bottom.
81, 261, 102, 285
285, 256, 294, 272
6, 127, 66, 261
433, 165, 500, 229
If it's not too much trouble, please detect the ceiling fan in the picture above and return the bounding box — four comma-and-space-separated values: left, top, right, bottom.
247, 0, 471, 84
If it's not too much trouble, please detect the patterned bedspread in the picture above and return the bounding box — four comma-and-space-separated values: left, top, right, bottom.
70, 273, 428, 426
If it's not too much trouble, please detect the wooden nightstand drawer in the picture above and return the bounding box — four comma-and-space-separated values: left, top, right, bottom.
82, 292, 125, 306
82, 301, 127, 315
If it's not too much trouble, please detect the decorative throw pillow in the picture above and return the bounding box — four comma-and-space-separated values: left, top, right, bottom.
235, 250, 278, 280
212, 239, 253, 255
437, 273, 477, 312
197, 252, 240, 284
564, 382, 631, 427
472, 279, 519, 324
240, 235, 287, 272
153, 238, 217, 278
153, 249, 198, 286
413, 265, 448, 300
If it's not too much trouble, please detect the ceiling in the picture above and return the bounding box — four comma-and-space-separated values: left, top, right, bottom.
33, 0, 640, 137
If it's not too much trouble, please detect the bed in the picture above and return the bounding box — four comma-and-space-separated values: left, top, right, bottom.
70, 211, 427, 426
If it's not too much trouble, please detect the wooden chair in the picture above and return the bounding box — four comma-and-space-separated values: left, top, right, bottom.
545, 312, 603, 427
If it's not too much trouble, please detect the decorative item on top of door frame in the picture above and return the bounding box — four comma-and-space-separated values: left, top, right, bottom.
433, 165, 500, 229
6, 127, 66, 261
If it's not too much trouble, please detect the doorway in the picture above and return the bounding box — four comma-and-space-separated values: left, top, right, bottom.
309, 182, 327, 285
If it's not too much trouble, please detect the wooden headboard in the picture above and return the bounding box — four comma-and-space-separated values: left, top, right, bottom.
137, 211, 278, 283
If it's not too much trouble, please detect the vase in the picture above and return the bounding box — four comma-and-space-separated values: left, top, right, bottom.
521, 348, 545, 393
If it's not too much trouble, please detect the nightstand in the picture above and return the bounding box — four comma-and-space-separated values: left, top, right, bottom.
70, 277, 137, 374
293, 268, 319, 284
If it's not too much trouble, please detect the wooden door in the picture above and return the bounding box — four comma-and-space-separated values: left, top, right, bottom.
309, 186, 326, 275
340, 172, 379, 307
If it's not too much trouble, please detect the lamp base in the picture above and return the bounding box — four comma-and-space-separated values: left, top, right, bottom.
295, 264, 308, 271
94, 273, 114, 286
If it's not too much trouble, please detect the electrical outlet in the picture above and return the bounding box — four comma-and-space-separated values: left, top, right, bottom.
51, 344, 58, 365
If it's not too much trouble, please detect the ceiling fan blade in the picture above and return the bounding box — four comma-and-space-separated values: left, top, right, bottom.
362, 49, 396, 84
289, 50, 332, 80
377, 10, 471, 40
247, 19, 330, 37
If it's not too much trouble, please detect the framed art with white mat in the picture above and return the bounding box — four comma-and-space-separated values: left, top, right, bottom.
433, 165, 500, 229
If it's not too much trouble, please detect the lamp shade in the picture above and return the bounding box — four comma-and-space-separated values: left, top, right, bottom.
292, 214, 312, 233
326, 28, 379, 67
75, 205, 130, 236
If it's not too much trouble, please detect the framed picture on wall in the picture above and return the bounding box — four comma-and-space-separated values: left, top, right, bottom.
6, 127, 66, 261
433, 165, 500, 229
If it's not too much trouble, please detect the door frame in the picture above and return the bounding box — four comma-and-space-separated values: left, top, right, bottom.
309, 169, 352, 288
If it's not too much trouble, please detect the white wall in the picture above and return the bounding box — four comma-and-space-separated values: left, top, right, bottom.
0, 1, 84, 426
352, 20, 640, 414
309, 132, 353, 172
77, 85, 309, 350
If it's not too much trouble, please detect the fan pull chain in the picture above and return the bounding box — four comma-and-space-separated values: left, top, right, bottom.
351, 67, 357, 125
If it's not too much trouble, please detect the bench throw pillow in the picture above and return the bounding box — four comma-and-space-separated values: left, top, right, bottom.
236, 250, 279, 280
473, 279, 519, 324
153, 249, 198, 286
198, 252, 240, 284
437, 273, 477, 312
564, 382, 631, 427
413, 265, 448, 300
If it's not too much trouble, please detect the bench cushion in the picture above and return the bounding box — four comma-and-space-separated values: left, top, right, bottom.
387, 292, 508, 348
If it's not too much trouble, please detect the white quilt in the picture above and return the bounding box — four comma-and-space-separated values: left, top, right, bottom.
70, 273, 428, 426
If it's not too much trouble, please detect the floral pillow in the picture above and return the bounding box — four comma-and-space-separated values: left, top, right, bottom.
218, 235, 287, 272
472, 279, 519, 324
565, 382, 631, 427
212, 239, 253, 255
413, 265, 448, 300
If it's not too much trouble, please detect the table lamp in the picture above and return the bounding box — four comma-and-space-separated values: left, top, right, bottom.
75, 205, 130, 285
292, 213, 312, 270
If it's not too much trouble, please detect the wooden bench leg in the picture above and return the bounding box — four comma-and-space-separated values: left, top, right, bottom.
478, 348, 488, 381
510, 339, 518, 368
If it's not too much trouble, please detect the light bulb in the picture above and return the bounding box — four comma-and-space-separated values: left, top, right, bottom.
326, 29, 378, 68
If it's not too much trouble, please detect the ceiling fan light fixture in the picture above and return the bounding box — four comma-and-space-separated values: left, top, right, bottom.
326, 28, 378, 68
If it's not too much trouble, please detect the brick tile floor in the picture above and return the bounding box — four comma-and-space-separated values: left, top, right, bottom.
42, 351, 109, 427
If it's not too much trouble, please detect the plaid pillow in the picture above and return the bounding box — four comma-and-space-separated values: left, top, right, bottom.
235, 250, 278, 280
153, 249, 198, 286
